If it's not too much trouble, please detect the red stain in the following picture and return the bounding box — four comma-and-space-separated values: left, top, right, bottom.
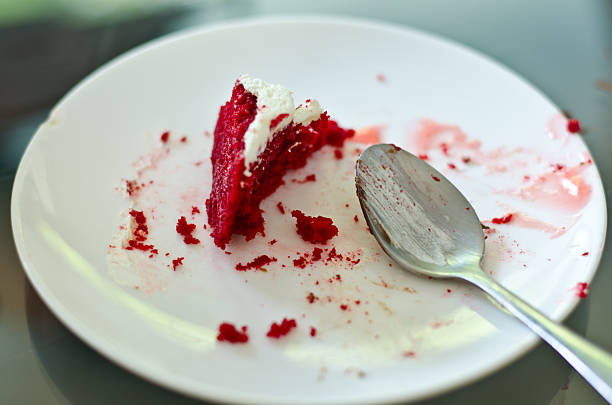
270, 113, 289, 129
491, 214, 513, 224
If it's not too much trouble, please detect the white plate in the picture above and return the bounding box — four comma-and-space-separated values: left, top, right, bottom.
11, 16, 606, 405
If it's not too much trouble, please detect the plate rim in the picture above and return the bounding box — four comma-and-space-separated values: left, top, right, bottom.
10, 14, 608, 405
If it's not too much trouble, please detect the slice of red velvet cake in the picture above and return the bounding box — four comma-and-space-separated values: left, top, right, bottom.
206, 74, 354, 249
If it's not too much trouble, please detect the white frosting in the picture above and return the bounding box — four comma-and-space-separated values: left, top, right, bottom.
238, 74, 323, 176
294, 99, 323, 126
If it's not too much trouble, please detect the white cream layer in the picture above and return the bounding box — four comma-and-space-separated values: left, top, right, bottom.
238, 74, 322, 176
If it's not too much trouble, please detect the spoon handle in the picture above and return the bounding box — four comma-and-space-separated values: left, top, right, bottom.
463, 270, 612, 402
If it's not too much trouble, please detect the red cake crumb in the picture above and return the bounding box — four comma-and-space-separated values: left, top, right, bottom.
269, 239, 277, 245
418, 154, 428, 160
217, 323, 249, 343
192, 206, 200, 215
448, 163, 456, 169
440, 143, 449, 155
293, 247, 325, 269
552, 163, 565, 172
567, 119, 581, 133
235, 255, 277, 271
205, 80, 354, 250
306, 292, 319, 303
125, 179, 140, 196
491, 214, 513, 224
462, 156, 471, 164
293, 256, 308, 269
292, 174, 316, 183
180, 136, 187, 143
403, 351, 416, 358
172, 257, 184, 271
326, 120, 355, 146
327, 248, 343, 261
432, 176, 441, 182
340, 304, 348, 311
334, 149, 343, 159
266, 318, 297, 339
354, 215, 359, 222
160, 131, 170, 143
276, 202, 286, 214
291, 210, 338, 244
582, 252, 589, 256
176, 216, 200, 244
310, 326, 317, 337
575, 282, 589, 298
125, 209, 155, 251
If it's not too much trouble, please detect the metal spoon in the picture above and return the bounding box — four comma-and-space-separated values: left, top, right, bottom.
355, 143, 612, 402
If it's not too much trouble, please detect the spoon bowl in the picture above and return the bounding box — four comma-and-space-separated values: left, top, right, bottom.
356, 144, 484, 278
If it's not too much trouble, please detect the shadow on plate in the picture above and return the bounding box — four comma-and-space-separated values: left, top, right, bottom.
25, 277, 590, 405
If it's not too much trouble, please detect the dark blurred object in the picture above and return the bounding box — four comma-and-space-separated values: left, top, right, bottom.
0, 0, 252, 175
0, 7, 187, 176
0, 10, 185, 124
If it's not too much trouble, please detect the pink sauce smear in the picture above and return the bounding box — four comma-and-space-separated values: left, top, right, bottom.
409, 118, 593, 222
409, 119, 480, 155
517, 164, 592, 213
352, 126, 384, 145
